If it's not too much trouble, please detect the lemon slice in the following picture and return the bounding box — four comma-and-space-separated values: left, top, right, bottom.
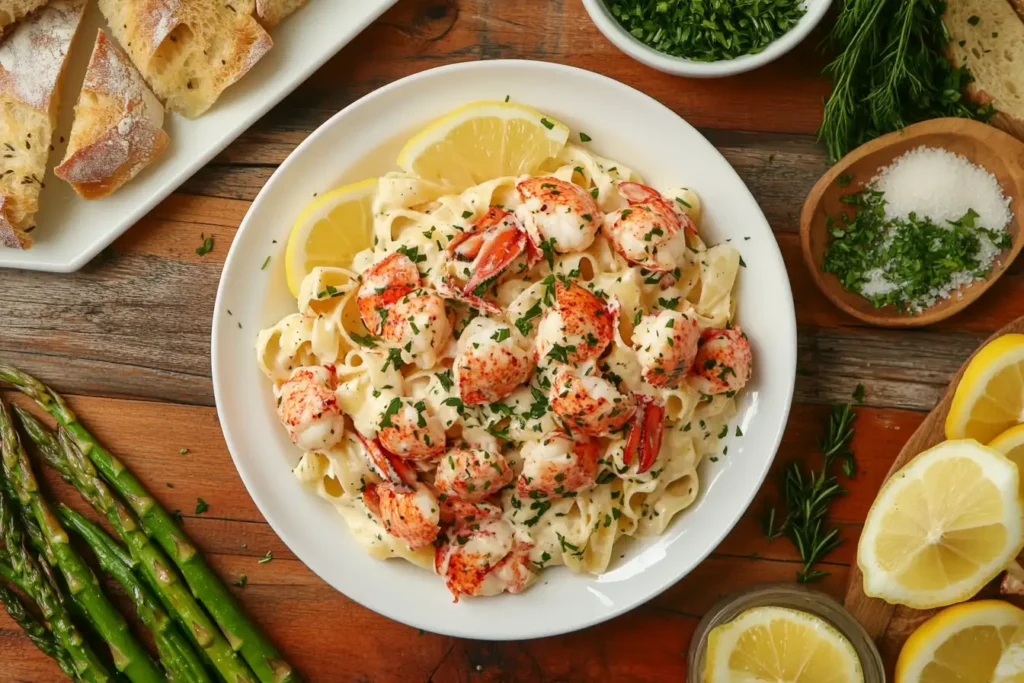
396, 100, 570, 190
990, 423, 1024, 498
946, 334, 1024, 443
284, 178, 377, 298
704, 606, 864, 683
896, 600, 1024, 682
858, 439, 1024, 609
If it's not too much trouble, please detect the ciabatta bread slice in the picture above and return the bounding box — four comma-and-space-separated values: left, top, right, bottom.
55, 30, 169, 198
98, 0, 273, 118
0, 0, 50, 34
0, 0, 86, 249
255, 0, 306, 27
945, 0, 1024, 140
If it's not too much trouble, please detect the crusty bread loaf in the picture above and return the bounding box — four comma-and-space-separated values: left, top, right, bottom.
98, 0, 273, 119
0, 0, 50, 34
255, 0, 306, 27
1009, 0, 1024, 21
945, 0, 1024, 141
0, 0, 86, 249
55, 30, 169, 199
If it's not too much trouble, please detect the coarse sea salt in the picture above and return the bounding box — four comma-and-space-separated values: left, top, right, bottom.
871, 146, 1012, 231
861, 145, 1013, 312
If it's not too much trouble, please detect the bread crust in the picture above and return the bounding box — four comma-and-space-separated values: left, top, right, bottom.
0, 0, 87, 249
255, 0, 307, 27
99, 0, 273, 118
55, 30, 170, 199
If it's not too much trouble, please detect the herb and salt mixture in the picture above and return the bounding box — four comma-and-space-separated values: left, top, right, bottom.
605, 0, 806, 62
823, 146, 1012, 313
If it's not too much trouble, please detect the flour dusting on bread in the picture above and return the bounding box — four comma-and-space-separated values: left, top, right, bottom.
100, 0, 273, 118
56, 29, 169, 198
0, 0, 87, 248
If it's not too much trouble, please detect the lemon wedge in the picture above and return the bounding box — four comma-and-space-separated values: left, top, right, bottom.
990, 423, 1024, 498
946, 334, 1024, 443
858, 439, 1024, 609
284, 178, 377, 298
396, 100, 570, 190
896, 600, 1024, 682
704, 606, 864, 683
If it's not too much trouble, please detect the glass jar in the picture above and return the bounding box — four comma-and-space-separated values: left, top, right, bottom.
687, 583, 885, 682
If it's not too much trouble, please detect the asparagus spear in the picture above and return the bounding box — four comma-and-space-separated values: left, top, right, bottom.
0, 366, 298, 683
0, 401, 164, 683
59, 504, 211, 683
18, 408, 256, 683
0, 460, 112, 681
0, 584, 77, 678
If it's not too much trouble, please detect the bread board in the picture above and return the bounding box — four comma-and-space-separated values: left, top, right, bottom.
0, 0, 397, 272
843, 314, 1024, 673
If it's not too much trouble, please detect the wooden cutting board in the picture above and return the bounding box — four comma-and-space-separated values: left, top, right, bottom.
843, 315, 1024, 671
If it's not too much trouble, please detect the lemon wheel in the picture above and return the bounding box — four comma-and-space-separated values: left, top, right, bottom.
946, 334, 1024, 443
896, 600, 1024, 682
284, 178, 377, 298
704, 606, 864, 683
396, 100, 570, 190
858, 439, 1024, 609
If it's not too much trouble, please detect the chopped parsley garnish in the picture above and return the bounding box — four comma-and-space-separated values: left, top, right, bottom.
437, 369, 454, 392
195, 233, 214, 256
579, 132, 591, 142
258, 551, 274, 564
350, 333, 379, 348
261, 256, 271, 270
539, 238, 557, 270
379, 397, 402, 428
396, 244, 427, 265
382, 347, 405, 372
657, 297, 680, 310
462, 210, 473, 219
547, 344, 576, 364
195, 498, 209, 515
234, 575, 248, 588
540, 118, 555, 130
852, 383, 865, 403
823, 192, 1009, 313
515, 300, 543, 336
491, 327, 511, 343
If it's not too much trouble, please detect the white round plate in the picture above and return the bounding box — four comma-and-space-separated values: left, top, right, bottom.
582, 0, 833, 78
212, 60, 796, 640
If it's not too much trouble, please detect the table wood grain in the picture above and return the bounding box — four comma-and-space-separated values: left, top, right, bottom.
1, 1, 1019, 680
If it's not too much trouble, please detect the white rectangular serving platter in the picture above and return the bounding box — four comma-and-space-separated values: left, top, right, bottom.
0, 0, 397, 272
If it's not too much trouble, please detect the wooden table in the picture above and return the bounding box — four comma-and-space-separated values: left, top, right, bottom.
3, 1, 1021, 680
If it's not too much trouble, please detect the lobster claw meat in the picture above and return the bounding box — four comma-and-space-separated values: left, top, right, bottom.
355, 431, 419, 488
622, 395, 665, 474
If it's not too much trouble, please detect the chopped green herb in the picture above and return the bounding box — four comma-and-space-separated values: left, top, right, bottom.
195, 233, 214, 256
540, 118, 555, 130
234, 575, 248, 588
261, 256, 271, 270
579, 132, 591, 142
258, 551, 274, 564
195, 498, 209, 515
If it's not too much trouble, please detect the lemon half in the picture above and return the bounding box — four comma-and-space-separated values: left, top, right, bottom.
396, 100, 570, 190
991, 423, 1024, 499
704, 606, 863, 683
858, 439, 1024, 609
896, 600, 1024, 683
946, 334, 1024, 443
284, 178, 377, 298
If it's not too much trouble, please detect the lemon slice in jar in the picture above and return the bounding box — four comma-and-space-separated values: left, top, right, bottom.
704, 606, 864, 682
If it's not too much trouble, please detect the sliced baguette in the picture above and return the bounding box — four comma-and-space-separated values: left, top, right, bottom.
0, 0, 86, 249
255, 0, 306, 27
0, 0, 50, 34
98, 0, 273, 119
945, 0, 1024, 140
55, 29, 169, 198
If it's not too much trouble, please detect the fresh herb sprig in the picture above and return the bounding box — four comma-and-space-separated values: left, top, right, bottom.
606, 0, 806, 62
760, 403, 857, 583
820, 0, 993, 163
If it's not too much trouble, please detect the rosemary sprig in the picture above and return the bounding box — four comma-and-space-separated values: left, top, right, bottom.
819, 0, 993, 163
760, 403, 858, 582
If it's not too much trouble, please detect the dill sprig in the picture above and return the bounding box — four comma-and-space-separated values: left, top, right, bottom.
819, 0, 993, 163
760, 403, 857, 583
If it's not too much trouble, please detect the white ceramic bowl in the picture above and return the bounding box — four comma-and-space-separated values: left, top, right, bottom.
582, 0, 833, 78
212, 59, 796, 640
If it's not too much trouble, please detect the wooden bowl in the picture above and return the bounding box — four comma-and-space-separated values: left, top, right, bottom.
800, 118, 1024, 327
